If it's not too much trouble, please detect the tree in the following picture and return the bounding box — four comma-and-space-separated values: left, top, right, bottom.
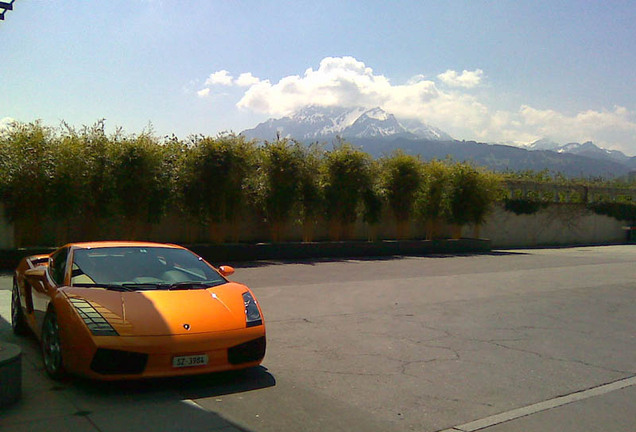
380, 151, 423, 239
415, 160, 452, 240
49, 123, 93, 243
109, 132, 169, 239
179, 133, 256, 242
446, 162, 503, 237
76, 121, 117, 239
298, 143, 323, 242
321, 142, 373, 240
255, 138, 305, 242
0, 121, 55, 246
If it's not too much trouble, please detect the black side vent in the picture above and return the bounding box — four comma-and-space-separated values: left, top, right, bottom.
228, 336, 266, 365
90, 349, 148, 375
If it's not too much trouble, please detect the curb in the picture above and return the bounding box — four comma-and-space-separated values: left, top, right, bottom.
0, 239, 492, 270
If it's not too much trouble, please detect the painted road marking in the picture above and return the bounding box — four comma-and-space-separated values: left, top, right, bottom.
439, 375, 636, 432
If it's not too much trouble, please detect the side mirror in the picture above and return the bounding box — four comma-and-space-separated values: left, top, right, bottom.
218, 265, 235, 277
24, 267, 47, 282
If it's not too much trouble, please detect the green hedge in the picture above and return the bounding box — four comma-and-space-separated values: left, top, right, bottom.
4, 120, 630, 246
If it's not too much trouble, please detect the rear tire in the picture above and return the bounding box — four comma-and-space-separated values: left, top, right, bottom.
11, 279, 29, 335
41, 309, 66, 380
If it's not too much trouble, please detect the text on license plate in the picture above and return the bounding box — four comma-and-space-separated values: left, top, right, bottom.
172, 354, 208, 368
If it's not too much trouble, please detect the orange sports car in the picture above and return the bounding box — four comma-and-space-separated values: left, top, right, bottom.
11, 241, 266, 380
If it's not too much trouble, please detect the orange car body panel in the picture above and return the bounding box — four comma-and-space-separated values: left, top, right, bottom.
14, 241, 266, 380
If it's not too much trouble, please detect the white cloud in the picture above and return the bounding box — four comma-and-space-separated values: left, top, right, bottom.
437, 69, 484, 88
235, 72, 261, 87
197, 56, 636, 155
205, 70, 233, 86
515, 105, 636, 152
196, 88, 211, 98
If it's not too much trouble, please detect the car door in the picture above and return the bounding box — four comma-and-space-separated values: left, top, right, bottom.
31, 247, 69, 332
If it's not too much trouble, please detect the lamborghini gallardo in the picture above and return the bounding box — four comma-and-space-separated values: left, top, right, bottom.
11, 242, 266, 380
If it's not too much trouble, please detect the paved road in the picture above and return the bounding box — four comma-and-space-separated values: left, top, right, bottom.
1, 245, 635, 431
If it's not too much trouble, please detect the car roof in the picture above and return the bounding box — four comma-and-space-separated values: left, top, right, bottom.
66, 241, 185, 250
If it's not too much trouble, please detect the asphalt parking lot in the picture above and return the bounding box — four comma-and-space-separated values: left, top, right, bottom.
1, 245, 635, 431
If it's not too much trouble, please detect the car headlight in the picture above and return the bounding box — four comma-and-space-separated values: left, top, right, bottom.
243, 292, 262, 327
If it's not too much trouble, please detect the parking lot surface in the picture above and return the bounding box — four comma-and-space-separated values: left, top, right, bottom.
1, 245, 635, 431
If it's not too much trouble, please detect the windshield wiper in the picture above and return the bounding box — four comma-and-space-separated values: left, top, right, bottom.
72, 283, 135, 292
86, 281, 227, 291
168, 281, 225, 290
121, 283, 167, 290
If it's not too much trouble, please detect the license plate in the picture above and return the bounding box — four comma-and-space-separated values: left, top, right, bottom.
172, 354, 208, 368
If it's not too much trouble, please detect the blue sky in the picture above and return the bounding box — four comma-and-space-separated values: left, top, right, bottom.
2, 0, 636, 155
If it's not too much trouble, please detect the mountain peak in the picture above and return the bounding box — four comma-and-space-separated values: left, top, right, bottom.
241, 105, 453, 142
527, 138, 561, 151
527, 138, 632, 165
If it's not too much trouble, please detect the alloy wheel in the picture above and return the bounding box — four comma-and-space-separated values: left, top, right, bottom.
42, 312, 64, 378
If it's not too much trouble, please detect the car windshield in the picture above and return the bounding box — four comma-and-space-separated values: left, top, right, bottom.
71, 246, 226, 290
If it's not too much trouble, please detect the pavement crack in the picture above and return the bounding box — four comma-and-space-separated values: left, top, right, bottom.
485, 340, 634, 375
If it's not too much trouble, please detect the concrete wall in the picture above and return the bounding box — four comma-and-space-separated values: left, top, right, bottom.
0, 203, 629, 250
477, 204, 627, 248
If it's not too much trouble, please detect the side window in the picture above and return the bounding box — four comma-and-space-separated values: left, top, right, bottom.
50, 248, 69, 286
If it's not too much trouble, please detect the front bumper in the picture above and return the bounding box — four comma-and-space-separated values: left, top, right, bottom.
62, 326, 266, 380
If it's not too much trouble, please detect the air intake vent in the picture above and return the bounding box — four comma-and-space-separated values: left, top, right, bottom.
228, 336, 266, 365
90, 349, 148, 375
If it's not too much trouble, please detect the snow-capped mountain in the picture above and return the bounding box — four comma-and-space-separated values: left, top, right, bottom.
528, 139, 633, 165
525, 138, 561, 151
240, 105, 453, 142
240, 112, 635, 178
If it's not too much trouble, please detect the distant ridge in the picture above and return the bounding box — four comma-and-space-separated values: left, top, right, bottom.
240, 105, 636, 179
240, 105, 453, 142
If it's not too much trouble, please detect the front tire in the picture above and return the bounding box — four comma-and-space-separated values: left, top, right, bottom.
41, 310, 66, 380
11, 279, 29, 335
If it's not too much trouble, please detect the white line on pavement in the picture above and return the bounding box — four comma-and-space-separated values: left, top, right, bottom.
438, 375, 636, 432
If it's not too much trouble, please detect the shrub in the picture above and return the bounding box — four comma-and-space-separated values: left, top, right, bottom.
298, 143, 324, 242
321, 142, 373, 240
49, 123, 96, 242
503, 198, 549, 215
109, 132, 169, 238
255, 139, 306, 241
70, 121, 119, 238
0, 121, 55, 245
415, 160, 452, 238
588, 201, 636, 222
179, 133, 256, 241
380, 151, 423, 238
447, 162, 502, 227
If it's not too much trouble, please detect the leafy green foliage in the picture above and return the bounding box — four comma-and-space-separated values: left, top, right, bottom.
503, 198, 549, 215
415, 160, 452, 222
321, 143, 373, 225
0, 119, 633, 246
255, 139, 306, 240
447, 162, 502, 226
588, 201, 636, 222
380, 151, 423, 222
109, 133, 168, 224
0, 121, 55, 223
298, 143, 323, 223
179, 133, 256, 225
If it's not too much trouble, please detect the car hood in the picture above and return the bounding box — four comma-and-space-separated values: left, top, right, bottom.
63, 282, 250, 336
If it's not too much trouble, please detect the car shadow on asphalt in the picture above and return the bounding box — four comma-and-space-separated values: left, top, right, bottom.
71, 365, 276, 400
0, 314, 276, 404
